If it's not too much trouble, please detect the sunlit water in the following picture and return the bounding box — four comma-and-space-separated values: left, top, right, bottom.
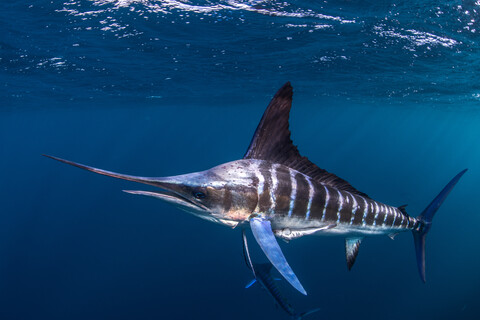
1, 1, 479, 320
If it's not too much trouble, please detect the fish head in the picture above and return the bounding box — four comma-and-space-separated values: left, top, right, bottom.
44, 156, 259, 228
125, 160, 260, 226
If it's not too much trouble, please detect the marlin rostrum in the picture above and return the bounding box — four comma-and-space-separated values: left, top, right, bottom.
45, 82, 466, 295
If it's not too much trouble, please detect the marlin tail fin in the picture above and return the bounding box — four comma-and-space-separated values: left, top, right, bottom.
413, 169, 467, 282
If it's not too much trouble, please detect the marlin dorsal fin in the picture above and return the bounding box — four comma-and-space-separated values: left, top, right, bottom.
244, 82, 369, 198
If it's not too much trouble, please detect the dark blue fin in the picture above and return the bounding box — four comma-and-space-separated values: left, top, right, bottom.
413, 169, 467, 282
293, 307, 321, 320
250, 217, 307, 295
242, 229, 255, 273
345, 237, 363, 270
245, 279, 257, 289
397, 204, 409, 216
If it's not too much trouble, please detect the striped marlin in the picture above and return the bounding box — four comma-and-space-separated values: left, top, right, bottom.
44, 82, 466, 296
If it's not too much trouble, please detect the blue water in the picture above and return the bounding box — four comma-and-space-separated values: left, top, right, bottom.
1, 1, 480, 319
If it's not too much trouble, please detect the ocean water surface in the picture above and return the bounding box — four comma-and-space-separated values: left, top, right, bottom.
1, 1, 480, 319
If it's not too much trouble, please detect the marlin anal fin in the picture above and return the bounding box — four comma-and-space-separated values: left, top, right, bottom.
345, 237, 363, 270
397, 204, 409, 215
249, 217, 307, 295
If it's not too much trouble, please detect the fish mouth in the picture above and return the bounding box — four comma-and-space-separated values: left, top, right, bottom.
43, 154, 209, 212
123, 189, 208, 212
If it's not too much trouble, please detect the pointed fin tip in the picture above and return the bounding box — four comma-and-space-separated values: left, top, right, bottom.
295, 307, 322, 320
345, 238, 363, 271
414, 232, 427, 283
413, 169, 467, 284
418, 168, 468, 224
243, 84, 370, 199
245, 279, 257, 289
249, 217, 307, 295
277, 81, 292, 93
397, 205, 408, 216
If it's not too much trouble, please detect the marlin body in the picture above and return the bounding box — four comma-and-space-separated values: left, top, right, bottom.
238, 158, 416, 238
45, 82, 466, 296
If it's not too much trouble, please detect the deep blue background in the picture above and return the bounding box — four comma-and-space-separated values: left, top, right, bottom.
1, 1, 479, 319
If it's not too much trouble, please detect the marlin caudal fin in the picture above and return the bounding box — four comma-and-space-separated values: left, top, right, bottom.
249, 217, 307, 295
413, 169, 467, 282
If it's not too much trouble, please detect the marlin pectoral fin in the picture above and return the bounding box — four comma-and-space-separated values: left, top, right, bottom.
249, 217, 307, 295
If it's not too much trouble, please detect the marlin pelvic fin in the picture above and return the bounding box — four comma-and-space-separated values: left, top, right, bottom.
249, 217, 307, 295
243, 82, 369, 198
413, 169, 467, 283
345, 237, 363, 270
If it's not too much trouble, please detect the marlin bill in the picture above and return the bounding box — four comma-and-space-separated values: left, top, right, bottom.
45, 82, 466, 295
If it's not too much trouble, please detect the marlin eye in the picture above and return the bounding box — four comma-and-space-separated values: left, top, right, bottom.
193, 191, 206, 199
